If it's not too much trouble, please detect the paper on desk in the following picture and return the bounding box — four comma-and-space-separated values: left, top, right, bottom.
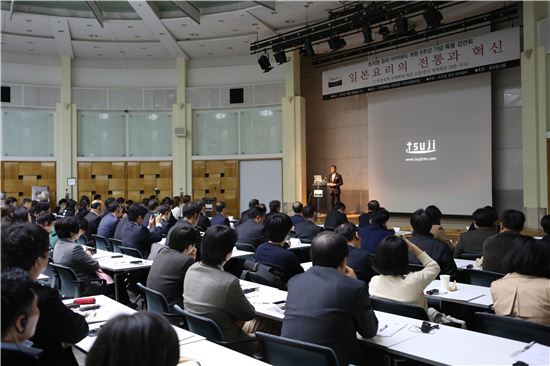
376, 323, 406, 337
512, 343, 550, 366
433, 288, 484, 302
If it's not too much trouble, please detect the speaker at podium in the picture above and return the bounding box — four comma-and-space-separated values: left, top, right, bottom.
311, 174, 328, 214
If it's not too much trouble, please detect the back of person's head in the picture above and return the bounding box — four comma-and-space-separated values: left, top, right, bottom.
333, 202, 346, 211
248, 199, 260, 209
104, 197, 115, 207
116, 197, 125, 205
161, 197, 173, 206
425, 205, 443, 225
248, 207, 264, 220
292, 201, 303, 214
91, 200, 102, 210
367, 200, 380, 212
1, 223, 49, 271
148, 199, 160, 211
201, 226, 236, 266
472, 207, 497, 228
1, 268, 37, 340
141, 198, 149, 206
33, 202, 51, 216
181, 202, 201, 219
371, 208, 390, 226
334, 222, 358, 242
302, 205, 316, 219
22, 197, 32, 206
503, 236, 550, 278
85, 312, 179, 366
258, 204, 267, 216
78, 217, 89, 233
12, 206, 30, 223
499, 209, 525, 231
157, 204, 170, 216
55, 216, 81, 240
373, 235, 409, 276
106, 201, 120, 213
127, 204, 148, 223
264, 213, 293, 243
269, 200, 281, 213
35, 211, 56, 227
540, 215, 550, 235
215, 201, 226, 213
66, 199, 77, 211
182, 195, 191, 204
167, 225, 200, 252
5, 197, 18, 206
311, 232, 349, 268
410, 209, 432, 235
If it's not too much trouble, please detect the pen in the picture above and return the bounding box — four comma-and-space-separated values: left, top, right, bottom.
522, 341, 536, 351
379, 324, 388, 332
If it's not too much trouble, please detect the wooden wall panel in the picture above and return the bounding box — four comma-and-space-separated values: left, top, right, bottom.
192, 160, 239, 217
1, 162, 56, 207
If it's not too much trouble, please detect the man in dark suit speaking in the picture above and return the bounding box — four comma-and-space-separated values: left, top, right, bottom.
326, 165, 343, 210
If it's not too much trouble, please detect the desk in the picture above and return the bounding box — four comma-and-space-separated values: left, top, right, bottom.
300, 262, 313, 271
232, 248, 255, 258
288, 241, 311, 251
179, 339, 269, 366
240, 280, 287, 321
425, 280, 493, 308
454, 258, 479, 269
37, 273, 49, 281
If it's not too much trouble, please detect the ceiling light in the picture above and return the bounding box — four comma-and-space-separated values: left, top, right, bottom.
273, 46, 288, 64
378, 25, 390, 38
259, 109, 273, 117
99, 113, 109, 120
395, 17, 408, 35
148, 113, 158, 121
258, 53, 273, 73
328, 35, 346, 51
362, 25, 373, 43
300, 38, 315, 57
215, 112, 226, 119
423, 3, 443, 29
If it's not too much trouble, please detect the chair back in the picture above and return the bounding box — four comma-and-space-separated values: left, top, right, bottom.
50, 263, 81, 298
371, 296, 430, 321
92, 234, 111, 252
137, 283, 171, 314
119, 246, 143, 259
255, 332, 339, 366
41, 259, 58, 288
173, 305, 225, 342
475, 312, 550, 346
236, 242, 256, 253
463, 268, 503, 287
241, 263, 286, 290
76, 235, 88, 245
458, 253, 480, 260
109, 238, 123, 253
408, 263, 424, 273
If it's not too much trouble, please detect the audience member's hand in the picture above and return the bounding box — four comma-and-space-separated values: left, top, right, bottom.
344, 266, 357, 279
85, 249, 93, 257
234, 320, 245, 328
188, 246, 197, 260
61, 342, 73, 349
148, 215, 156, 228
155, 214, 163, 226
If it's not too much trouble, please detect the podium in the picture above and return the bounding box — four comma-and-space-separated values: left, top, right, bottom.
312, 182, 328, 214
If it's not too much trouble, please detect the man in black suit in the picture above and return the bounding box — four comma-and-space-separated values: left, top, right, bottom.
334, 222, 376, 283
282, 232, 378, 366
294, 205, 322, 242
541, 215, 550, 244
265, 200, 281, 221
290, 201, 306, 227
358, 200, 380, 228
121, 204, 164, 258
235, 207, 267, 249
454, 207, 497, 258
324, 201, 349, 229
239, 198, 259, 225
482, 209, 525, 273
210, 201, 230, 226
83, 200, 103, 238
326, 165, 343, 210
97, 200, 122, 239
196, 200, 211, 232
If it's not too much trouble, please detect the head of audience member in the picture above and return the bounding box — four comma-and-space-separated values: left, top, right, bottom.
302, 205, 317, 223
503, 236, 550, 278
248, 199, 260, 210
6, 197, 18, 207
1, 206, 15, 224
410, 209, 432, 236
173, 196, 181, 208
258, 203, 267, 215
541, 215, 550, 236
292, 201, 304, 215
1, 223, 50, 280
64, 199, 77, 216
333, 202, 346, 213
180, 203, 201, 226
195, 200, 207, 214
334, 222, 360, 248
157, 204, 172, 220
311, 232, 349, 272
106, 201, 122, 218
371, 208, 390, 228
148, 199, 160, 212
472, 207, 498, 229
1, 268, 40, 344
12, 206, 31, 223
167, 225, 200, 259
367, 200, 380, 213
126, 204, 149, 225
35, 211, 56, 234
161, 197, 173, 208
330, 165, 337, 174
32, 202, 51, 217
85, 312, 179, 366
22, 197, 32, 210
215, 201, 226, 216
265, 213, 293, 244
201, 226, 237, 268
77, 218, 88, 239
373, 235, 410, 276
269, 200, 281, 214
93, 194, 102, 201
90, 200, 103, 215
116, 197, 125, 206
182, 195, 192, 205
141, 198, 149, 206
78, 197, 90, 212
425, 205, 443, 226
55, 216, 81, 241
248, 206, 265, 224
499, 209, 525, 232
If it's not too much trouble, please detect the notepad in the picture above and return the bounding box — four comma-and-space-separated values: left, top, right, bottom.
512, 343, 550, 366
376, 322, 406, 337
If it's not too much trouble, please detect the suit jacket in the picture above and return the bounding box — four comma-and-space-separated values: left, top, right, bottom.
184, 262, 255, 341
235, 219, 268, 249
97, 213, 119, 239
347, 245, 376, 283
52, 240, 99, 281
238, 209, 252, 225
83, 211, 101, 238
291, 214, 306, 227
482, 231, 521, 274
282, 266, 378, 365
491, 273, 550, 324
211, 213, 230, 226
294, 220, 323, 242
326, 172, 343, 194
255, 242, 304, 283
113, 217, 129, 240
324, 210, 349, 229
359, 224, 394, 254
31, 282, 89, 366
542, 234, 550, 244
358, 212, 373, 228
121, 221, 163, 258
1, 341, 41, 366
408, 233, 457, 279
146, 246, 195, 307
196, 213, 211, 232
454, 226, 496, 258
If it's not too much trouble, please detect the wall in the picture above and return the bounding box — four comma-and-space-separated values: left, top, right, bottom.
1, 161, 57, 206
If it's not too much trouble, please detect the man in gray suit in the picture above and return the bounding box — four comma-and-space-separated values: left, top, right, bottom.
455, 207, 497, 258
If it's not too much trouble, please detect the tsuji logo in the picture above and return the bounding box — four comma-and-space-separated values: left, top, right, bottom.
406, 139, 437, 154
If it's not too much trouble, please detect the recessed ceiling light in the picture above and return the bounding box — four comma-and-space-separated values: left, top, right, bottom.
120, 50, 125, 53
25, 19, 32, 22
26, 29, 33, 32
232, 29, 238, 32
127, 25, 134, 29
27, 41, 34, 44
147, 54, 152, 57
227, 47, 232, 50
251, 23, 258, 26
271, 11, 277, 15
208, 52, 214, 55
285, 20, 295, 24
58, 30, 64, 33
190, 33, 199, 36
140, 47, 147, 50
135, 35, 141, 38
86, 24, 93, 27
94, 46, 100, 49
28, 48, 34, 52
158, 32, 165, 36
199, 44, 205, 47
181, 23, 187, 27
96, 53, 103, 56
244, 40, 249, 43
218, 19, 224, 23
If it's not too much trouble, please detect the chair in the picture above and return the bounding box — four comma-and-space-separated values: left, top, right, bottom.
76, 235, 88, 245
408, 263, 424, 273
475, 312, 550, 346
41, 261, 58, 289
463, 269, 503, 287
50, 263, 106, 299
236, 242, 256, 253
137, 283, 170, 315
92, 234, 111, 252
255, 332, 339, 366
371, 296, 430, 321
458, 253, 480, 260
119, 246, 143, 259
109, 238, 123, 253
241, 262, 286, 290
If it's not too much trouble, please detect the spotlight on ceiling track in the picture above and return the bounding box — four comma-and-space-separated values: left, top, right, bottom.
300, 38, 315, 57
258, 53, 273, 73
423, 3, 443, 30
273, 46, 288, 64
362, 25, 373, 43
395, 17, 409, 35
328, 35, 347, 51
378, 24, 390, 38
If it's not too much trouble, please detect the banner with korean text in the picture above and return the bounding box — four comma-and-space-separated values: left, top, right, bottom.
322, 27, 520, 100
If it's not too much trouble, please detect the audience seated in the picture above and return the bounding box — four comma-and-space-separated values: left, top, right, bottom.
1, 223, 88, 366
113, 213, 129, 240
76, 196, 90, 219
370, 235, 440, 310
12, 206, 32, 223
121, 204, 164, 258
359, 207, 394, 254
408, 209, 457, 278
85, 312, 179, 366
1, 268, 42, 366
491, 235, 550, 324
324, 201, 349, 229
334, 223, 376, 283
195, 200, 211, 232
97, 201, 122, 239
211, 201, 230, 226
21, 197, 33, 210
482, 209, 525, 273
358, 199, 380, 228
171, 196, 182, 219
265, 200, 281, 221
541, 215, 550, 244
146, 225, 199, 308
35, 212, 56, 235
83, 200, 103, 238
143, 199, 160, 227
290, 201, 305, 227
168, 202, 201, 234
454, 207, 498, 258
235, 207, 268, 248
157, 204, 177, 234
239, 198, 259, 225
293, 205, 322, 242
282, 232, 378, 366
255, 213, 303, 284
425, 205, 454, 250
